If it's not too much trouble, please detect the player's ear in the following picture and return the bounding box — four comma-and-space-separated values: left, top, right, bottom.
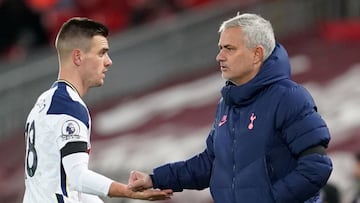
72, 49, 82, 66
253, 45, 264, 65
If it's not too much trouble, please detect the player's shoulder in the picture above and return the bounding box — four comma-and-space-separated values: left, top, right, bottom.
47, 83, 89, 127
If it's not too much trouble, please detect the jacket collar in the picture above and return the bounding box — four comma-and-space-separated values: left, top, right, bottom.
221, 43, 291, 107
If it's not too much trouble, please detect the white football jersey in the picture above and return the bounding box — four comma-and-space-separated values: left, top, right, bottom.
23, 81, 104, 203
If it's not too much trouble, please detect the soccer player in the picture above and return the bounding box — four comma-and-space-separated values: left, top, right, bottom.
23, 17, 172, 203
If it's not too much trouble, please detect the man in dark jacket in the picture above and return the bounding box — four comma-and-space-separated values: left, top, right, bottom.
128, 13, 333, 203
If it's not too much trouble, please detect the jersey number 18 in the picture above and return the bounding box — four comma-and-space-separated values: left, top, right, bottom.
25, 121, 38, 177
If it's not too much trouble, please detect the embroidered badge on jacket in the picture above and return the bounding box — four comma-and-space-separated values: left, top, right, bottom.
248, 113, 256, 130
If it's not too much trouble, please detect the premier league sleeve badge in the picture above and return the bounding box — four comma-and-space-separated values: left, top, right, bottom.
61, 120, 81, 141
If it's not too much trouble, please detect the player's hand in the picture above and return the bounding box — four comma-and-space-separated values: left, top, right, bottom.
128, 170, 153, 191
108, 181, 173, 200
130, 188, 173, 201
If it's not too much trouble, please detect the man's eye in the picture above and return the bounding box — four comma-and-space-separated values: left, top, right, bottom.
219, 46, 235, 51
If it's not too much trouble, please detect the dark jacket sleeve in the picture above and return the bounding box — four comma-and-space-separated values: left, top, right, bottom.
151, 129, 215, 192
273, 85, 333, 202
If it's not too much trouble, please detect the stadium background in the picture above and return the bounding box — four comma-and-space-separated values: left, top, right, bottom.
0, 0, 359, 202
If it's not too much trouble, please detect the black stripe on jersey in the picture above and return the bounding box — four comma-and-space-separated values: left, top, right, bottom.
61, 141, 87, 158
56, 194, 65, 203
60, 162, 67, 197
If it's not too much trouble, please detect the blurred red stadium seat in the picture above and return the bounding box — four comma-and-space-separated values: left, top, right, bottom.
26, 0, 58, 12
321, 19, 360, 42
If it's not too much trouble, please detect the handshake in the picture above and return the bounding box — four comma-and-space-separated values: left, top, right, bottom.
122, 170, 173, 201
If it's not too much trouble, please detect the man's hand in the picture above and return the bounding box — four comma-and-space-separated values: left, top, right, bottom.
127, 170, 173, 200
130, 188, 173, 201
108, 181, 172, 200
128, 170, 153, 191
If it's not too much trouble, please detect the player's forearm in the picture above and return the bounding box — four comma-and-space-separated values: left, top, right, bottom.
62, 153, 113, 197
62, 153, 173, 201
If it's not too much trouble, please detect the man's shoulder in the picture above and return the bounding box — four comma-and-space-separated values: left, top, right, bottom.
46, 85, 89, 127
270, 79, 312, 101
271, 79, 299, 90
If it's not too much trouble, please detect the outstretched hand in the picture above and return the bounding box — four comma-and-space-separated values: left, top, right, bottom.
108, 181, 173, 201
130, 188, 173, 201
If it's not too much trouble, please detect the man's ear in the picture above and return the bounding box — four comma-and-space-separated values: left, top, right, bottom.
72, 49, 82, 66
253, 45, 264, 65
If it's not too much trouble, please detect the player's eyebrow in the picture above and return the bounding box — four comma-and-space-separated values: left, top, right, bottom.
218, 44, 234, 49
99, 47, 109, 54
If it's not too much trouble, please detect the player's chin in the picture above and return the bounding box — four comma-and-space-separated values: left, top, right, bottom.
98, 80, 105, 86
92, 79, 104, 87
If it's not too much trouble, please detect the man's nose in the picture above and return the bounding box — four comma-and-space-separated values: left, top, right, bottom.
216, 50, 225, 62
105, 55, 112, 67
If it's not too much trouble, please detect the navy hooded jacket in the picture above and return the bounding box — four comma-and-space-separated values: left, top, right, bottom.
151, 43, 333, 203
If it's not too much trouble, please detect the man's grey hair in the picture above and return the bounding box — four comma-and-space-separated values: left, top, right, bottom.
219, 13, 276, 61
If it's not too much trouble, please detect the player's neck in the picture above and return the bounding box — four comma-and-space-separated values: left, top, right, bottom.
57, 79, 82, 97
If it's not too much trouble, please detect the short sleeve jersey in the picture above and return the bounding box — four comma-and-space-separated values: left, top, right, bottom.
23, 81, 92, 203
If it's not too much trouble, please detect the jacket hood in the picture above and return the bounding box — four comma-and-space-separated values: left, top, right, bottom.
221, 43, 291, 106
